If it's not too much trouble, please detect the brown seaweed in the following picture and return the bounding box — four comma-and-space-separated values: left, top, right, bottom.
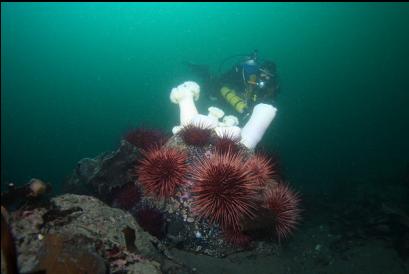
122, 226, 137, 253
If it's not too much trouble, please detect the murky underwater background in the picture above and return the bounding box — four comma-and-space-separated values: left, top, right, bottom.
2, 2, 409, 195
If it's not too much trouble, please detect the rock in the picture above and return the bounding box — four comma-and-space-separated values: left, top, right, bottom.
48, 194, 160, 258
31, 234, 107, 274
8, 194, 192, 274
63, 140, 141, 202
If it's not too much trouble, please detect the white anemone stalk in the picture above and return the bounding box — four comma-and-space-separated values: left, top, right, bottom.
240, 103, 277, 149
190, 114, 219, 129
214, 126, 241, 139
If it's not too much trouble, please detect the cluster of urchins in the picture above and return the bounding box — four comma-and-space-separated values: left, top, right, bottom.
116, 123, 301, 248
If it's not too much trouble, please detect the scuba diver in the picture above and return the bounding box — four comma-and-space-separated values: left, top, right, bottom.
184, 50, 280, 122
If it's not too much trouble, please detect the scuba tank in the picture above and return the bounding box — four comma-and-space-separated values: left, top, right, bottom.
220, 86, 248, 114
218, 50, 259, 114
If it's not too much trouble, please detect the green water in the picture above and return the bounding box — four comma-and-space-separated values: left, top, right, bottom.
2, 3, 409, 193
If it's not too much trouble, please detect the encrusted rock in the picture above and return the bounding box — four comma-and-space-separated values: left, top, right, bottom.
8, 194, 191, 273
63, 140, 140, 202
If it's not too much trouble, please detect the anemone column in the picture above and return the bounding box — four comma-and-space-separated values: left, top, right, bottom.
240, 103, 277, 150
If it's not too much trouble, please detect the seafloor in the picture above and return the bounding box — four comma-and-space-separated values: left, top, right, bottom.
170, 182, 409, 274
1, 138, 408, 274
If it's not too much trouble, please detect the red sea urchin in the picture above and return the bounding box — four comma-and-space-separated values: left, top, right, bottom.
254, 149, 283, 181
177, 123, 213, 147
111, 183, 142, 210
245, 154, 275, 186
135, 207, 166, 239
190, 151, 260, 231
124, 127, 169, 150
223, 228, 253, 248
211, 132, 241, 154
265, 183, 301, 241
137, 147, 188, 198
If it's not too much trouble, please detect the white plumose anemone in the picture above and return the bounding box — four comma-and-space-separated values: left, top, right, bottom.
170, 81, 200, 126
170, 83, 277, 148
214, 126, 241, 139
221, 115, 239, 127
